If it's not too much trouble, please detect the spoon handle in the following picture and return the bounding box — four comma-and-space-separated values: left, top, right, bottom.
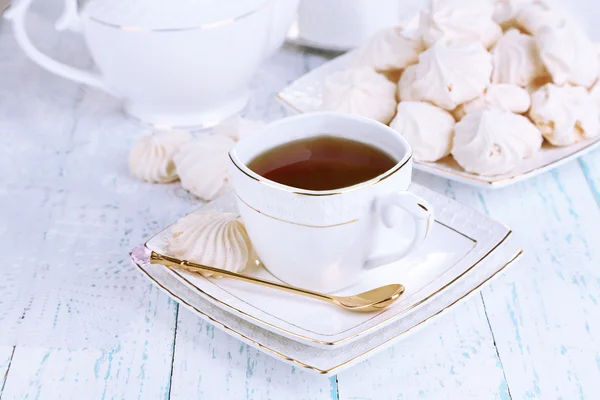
149, 251, 334, 303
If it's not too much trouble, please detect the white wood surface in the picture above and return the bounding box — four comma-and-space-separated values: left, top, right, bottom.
1, 2, 600, 399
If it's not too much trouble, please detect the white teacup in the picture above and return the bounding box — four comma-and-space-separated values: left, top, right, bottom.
229, 112, 434, 293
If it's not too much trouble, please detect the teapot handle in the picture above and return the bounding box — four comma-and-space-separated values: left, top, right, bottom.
4, 0, 116, 96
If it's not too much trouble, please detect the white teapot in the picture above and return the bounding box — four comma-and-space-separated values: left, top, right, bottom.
5, 0, 299, 128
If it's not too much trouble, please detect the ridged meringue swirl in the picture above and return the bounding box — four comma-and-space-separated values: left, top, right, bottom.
321, 67, 398, 124
129, 130, 193, 183
454, 84, 531, 120
452, 109, 543, 176
537, 22, 599, 88
390, 101, 455, 162
411, 40, 492, 110
516, 0, 565, 35
167, 211, 253, 276
213, 116, 265, 142
529, 84, 600, 146
418, 0, 502, 49
173, 135, 235, 201
354, 26, 424, 72
491, 29, 546, 87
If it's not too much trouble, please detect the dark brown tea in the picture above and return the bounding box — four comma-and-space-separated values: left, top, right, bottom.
247, 136, 397, 191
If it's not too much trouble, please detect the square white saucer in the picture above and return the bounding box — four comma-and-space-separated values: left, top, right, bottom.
133, 237, 521, 376
276, 51, 600, 189
143, 185, 517, 349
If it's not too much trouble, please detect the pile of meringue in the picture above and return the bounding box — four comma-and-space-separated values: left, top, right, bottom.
128, 117, 264, 200
321, 0, 600, 176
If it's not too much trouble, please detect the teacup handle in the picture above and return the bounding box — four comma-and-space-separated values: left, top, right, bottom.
364, 192, 434, 269
4, 0, 116, 96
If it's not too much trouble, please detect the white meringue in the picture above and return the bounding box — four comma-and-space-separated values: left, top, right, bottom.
452, 109, 543, 176
390, 101, 455, 162
516, 0, 565, 35
529, 84, 600, 146
537, 22, 599, 88
492, 0, 529, 26
129, 130, 193, 183
491, 29, 546, 88
454, 84, 531, 120
174, 135, 235, 200
321, 67, 398, 124
418, 0, 502, 49
590, 80, 600, 111
167, 211, 253, 276
354, 26, 424, 72
397, 65, 418, 102
410, 40, 492, 110
213, 116, 265, 142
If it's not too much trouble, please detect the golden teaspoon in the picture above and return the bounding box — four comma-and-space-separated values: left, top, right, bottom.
131, 246, 404, 312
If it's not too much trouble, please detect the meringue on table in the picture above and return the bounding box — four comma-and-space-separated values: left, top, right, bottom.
174, 135, 235, 201
321, 67, 397, 124
167, 211, 253, 276
491, 29, 547, 88
529, 84, 600, 146
417, 0, 502, 49
409, 39, 492, 111
453, 84, 531, 120
452, 109, 543, 176
129, 130, 193, 183
353, 26, 424, 72
389, 101, 455, 162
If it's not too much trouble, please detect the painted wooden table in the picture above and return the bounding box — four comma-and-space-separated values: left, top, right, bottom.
1, 4, 600, 400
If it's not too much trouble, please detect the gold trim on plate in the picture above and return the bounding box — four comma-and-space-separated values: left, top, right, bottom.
86, 0, 269, 33
168, 229, 511, 346
174, 219, 476, 338
134, 249, 523, 374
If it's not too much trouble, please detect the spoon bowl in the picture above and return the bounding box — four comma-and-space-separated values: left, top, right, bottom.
331, 284, 405, 312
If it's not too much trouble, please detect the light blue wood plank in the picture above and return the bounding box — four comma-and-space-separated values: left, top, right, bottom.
579, 148, 600, 204
0, 346, 15, 396
1, 286, 178, 400
337, 296, 511, 399
168, 308, 335, 400
415, 161, 600, 398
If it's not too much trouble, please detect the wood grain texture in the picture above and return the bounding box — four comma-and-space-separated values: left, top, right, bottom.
169, 308, 335, 400
336, 295, 510, 400
414, 161, 600, 399
0, 346, 15, 396
579, 149, 600, 205
1, 285, 177, 400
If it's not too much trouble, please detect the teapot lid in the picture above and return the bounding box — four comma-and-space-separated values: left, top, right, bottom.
83, 0, 268, 30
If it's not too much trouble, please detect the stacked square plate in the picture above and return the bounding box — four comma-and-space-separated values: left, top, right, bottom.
130, 184, 522, 376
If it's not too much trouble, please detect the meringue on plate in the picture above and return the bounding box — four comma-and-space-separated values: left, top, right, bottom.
452, 109, 543, 176
491, 29, 547, 88
516, 0, 565, 35
321, 67, 397, 124
167, 211, 253, 276
174, 135, 235, 201
410, 40, 493, 110
537, 22, 599, 88
529, 84, 600, 146
354, 26, 424, 72
492, 0, 530, 27
453, 84, 531, 120
129, 130, 193, 183
417, 0, 502, 49
390, 101, 455, 162
397, 64, 418, 102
